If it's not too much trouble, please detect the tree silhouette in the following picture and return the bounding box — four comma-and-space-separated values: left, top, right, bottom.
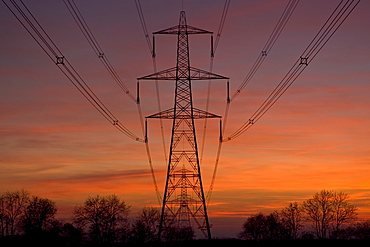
58, 222, 85, 246
21, 196, 57, 235
280, 202, 303, 239
302, 190, 357, 239
240, 212, 285, 241
331, 191, 358, 238
131, 207, 160, 243
73, 194, 130, 244
353, 220, 370, 239
0, 188, 365, 244
0, 189, 30, 236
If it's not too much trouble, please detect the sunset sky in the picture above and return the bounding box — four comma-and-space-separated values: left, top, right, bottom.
1, 0, 369, 238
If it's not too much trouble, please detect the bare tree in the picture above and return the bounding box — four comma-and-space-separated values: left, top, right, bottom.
265, 211, 285, 240
0, 189, 30, 236
240, 212, 285, 240
131, 207, 160, 243
21, 196, 57, 234
331, 191, 357, 238
73, 195, 130, 244
352, 220, 370, 239
303, 190, 335, 238
240, 213, 265, 240
302, 190, 357, 239
280, 202, 303, 239
0, 195, 5, 236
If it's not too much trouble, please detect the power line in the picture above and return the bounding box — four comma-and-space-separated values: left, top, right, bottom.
207, 0, 359, 201
224, 0, 360, 142
197, 0, 231, 203
230, 0, 300, 102
213, 0, 231, 56
134, 0, 166, 205
64, 0, 150, 150
63, 0, 136, 102
134, 0, 153, 56
206, 0, 299, 202
3, 0, 144, 143
200, 0, 231, 161
64, 1, 163, 204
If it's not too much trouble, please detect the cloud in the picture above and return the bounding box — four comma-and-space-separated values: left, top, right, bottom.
49, 169, 151, 183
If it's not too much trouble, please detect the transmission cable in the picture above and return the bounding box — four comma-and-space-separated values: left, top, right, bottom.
221, 0, 300, 146
230, 0, 300, 102
206, 0, 299, 203
63, 0, 162, 203
63, 0, 148, 143
3, 0, 144, 143
213, 0, 231, 56
192, 0, 230, 203
200, 0, 230, 163
224, 0, 360, 142
134, 0, 165, 205
135, 0, 167, 158
63, 0, 136, 102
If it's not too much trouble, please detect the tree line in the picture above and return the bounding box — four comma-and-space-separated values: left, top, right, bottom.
0, 189, 369, 246
239, 190, 369, 240
0, 189, 192, 245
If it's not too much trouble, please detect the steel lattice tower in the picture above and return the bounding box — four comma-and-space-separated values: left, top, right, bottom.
138, 11, 228, 240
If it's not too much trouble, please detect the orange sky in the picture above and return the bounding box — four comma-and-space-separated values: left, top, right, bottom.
1, 0, 369, 238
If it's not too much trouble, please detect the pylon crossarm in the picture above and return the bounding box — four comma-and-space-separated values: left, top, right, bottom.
138, 67, 177, 80
189, 67, 229, 80
154, 23, 212, 35
147, 107, 220, 119
138, 66, 227, 81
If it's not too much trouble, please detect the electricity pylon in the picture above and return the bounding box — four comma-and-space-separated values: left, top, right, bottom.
138, 11, 228, 240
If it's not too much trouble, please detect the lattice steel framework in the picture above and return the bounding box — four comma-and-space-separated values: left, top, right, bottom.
138, 11, 228, 240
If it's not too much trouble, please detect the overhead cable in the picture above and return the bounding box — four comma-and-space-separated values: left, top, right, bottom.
213, 0, 231, 56
206, 0, 299, 202
63, 0, 136, 102
134, 0, 165, 204
3, 0, 144, 143
134, 0, 153, 56
200, 0, 231, 162
224, 0, 360, 142
230, 0, 300, 102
